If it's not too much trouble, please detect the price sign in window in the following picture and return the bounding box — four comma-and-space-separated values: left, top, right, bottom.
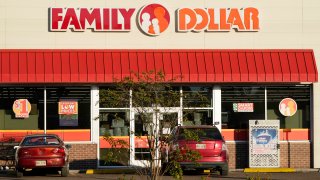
12, 99, 32, 118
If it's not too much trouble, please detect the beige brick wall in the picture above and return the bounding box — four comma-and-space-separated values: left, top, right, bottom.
280, 142, 311, 168
68, 144, 97, 170
227, 141, 311, 169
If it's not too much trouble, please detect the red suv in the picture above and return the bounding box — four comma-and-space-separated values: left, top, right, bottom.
163, 125, 229, 175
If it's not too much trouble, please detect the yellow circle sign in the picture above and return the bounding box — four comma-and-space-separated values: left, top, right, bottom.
12, 99, 32, 118
279, 98, 297, 117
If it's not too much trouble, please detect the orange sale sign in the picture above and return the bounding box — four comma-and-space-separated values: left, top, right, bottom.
12, 99, 32, 118
58, 101, 78, 115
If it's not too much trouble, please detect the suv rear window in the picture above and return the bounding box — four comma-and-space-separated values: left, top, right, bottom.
178, 128, 222, 141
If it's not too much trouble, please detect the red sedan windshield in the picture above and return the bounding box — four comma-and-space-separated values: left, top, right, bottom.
21, 136, 61, 146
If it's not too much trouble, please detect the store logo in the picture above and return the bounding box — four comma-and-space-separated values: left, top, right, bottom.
50, 8, 135, 31
13, 99, 32, 118
177, 7, 259, 32
279, 98, 297, 117
49, 4, 259, 35
137, 4, 170, 36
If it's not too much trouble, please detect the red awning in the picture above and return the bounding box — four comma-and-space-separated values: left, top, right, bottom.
0, 49, 317, 83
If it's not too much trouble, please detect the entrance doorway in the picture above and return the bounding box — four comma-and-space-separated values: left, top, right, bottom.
130, 108, 180, 166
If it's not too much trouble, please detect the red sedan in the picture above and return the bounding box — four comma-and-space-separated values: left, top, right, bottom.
15, 134, 70, 177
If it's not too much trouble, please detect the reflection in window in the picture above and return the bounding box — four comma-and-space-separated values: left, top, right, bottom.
0, 87, 44, 130
100, 111, 130, 136
22, 136, 60, 146
46, 87, 90, 130
134, 113, 153, 136
183, 110, 213, 126
99, 110, 130, 166
132, 86, 180, 107
161, 113, 178, 135
221, 86, 265, 129
178, 128, 222, 140
134, 113, 152, 160
183, 86, 212, 107
99, 87, 130, 108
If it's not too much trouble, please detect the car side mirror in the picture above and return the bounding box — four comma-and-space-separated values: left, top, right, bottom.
65, 144, 72, 149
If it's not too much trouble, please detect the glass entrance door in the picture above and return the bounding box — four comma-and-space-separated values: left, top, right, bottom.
99, 110, 130, 167
130, 108, 180, 167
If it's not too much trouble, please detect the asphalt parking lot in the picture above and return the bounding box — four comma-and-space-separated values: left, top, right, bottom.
0, 170, 319, 180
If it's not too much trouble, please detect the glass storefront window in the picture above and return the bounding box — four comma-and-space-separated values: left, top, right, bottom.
46, 87, 91, 130
99, 110, 130, 166
100, 111, 130, 136
132, 86, 180, 108
133, 111, 179, 160
99, 87, 130, 108
221, 86, 265, 129
183, 86, 212, 107
134, 113, 152, 160
0, 87, 44, 130
183, 109, 213, 125
267, 85, 310, 128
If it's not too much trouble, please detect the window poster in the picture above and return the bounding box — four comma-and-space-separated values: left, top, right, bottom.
13, 99, 32, 118
58, 100, 78, 126
233, 103, 254, 112
279, 98, 297, 117
252, 128, 278, 154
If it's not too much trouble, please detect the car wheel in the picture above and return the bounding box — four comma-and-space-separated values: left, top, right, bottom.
220, 168, 228, 176
61, 165, 69, 177
161, 162, 169, 175
16, 168, 23, 178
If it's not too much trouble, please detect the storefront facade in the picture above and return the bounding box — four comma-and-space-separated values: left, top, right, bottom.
0, 0, 319, 169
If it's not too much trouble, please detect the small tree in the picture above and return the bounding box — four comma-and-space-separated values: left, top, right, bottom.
99, 70, 207, 180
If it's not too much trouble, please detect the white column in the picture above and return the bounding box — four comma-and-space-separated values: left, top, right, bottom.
313, 83, 320, 168
91, 86, 100, 144
265, 86, 267, 120
44, 88, 47, 134
213, 86, 222, 131
129, 89, 135, 165
179, 87, 183, 125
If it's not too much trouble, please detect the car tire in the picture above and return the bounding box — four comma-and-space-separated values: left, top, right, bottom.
161, 162, 169, 175
16, 168, 23, 178
61, 165, 69, 177
220, 168, 228, 176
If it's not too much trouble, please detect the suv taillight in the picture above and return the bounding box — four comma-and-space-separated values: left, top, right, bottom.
220, 143, 228, 158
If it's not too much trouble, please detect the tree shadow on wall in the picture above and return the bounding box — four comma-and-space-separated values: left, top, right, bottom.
69, 159, 98, 170
234, 129, 249, 169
